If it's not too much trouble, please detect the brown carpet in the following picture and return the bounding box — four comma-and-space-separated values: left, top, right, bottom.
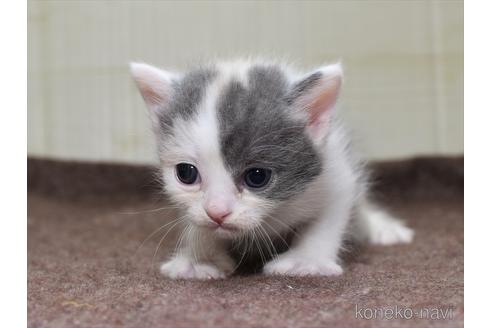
27, 157, 463, 328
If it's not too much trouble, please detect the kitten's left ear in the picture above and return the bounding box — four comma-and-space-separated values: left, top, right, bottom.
289, 63, 343, 145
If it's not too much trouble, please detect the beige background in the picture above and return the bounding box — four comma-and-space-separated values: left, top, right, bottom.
28, 0, 463, 163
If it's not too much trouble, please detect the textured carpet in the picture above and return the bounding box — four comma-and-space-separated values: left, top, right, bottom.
27, 157, 463, 328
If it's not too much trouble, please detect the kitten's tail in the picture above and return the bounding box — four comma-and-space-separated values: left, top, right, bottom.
350, 199, 414, 245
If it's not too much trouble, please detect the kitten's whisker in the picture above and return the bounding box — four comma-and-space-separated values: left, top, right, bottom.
252, 228, 267, 266
191, 226, 200, 264
151, 218, 184, 270
231, 235, 249, 274
258, 225, 278, 261
174, 223, 191, 256
262, 220, 290, 251
134, 216, 183, 256
120, 205, 181, 215
264, 213, 300, 239
186, 225, 197, 264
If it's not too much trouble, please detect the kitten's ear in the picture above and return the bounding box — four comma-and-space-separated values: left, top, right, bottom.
130, 62, 176, 115
290, 63, 343, 145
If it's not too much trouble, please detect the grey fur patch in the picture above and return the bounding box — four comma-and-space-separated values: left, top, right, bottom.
157, 67, 217, 135
217, 64, 322, 201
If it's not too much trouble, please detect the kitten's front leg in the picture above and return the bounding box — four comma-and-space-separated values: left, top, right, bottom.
160, 228, 234, 280
263, 201, 351, 277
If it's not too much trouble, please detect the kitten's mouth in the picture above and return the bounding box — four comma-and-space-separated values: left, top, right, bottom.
217, 224, 238, 232
212, 223, 238, 232
201, 222, 240, 233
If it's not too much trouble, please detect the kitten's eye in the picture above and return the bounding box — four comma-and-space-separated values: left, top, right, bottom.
244, 168, 272, 189
176, 163, 200, 184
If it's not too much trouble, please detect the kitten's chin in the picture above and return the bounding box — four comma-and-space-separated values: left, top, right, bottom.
213, 227, 240, 239
195, 221, 248, 239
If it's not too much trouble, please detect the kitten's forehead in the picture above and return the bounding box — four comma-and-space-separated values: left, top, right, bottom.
167, 61, 290, 125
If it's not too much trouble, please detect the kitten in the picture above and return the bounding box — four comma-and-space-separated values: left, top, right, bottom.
130, 60, 414, 279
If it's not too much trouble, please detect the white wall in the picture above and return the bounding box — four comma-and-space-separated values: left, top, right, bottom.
28, 0, 463, 164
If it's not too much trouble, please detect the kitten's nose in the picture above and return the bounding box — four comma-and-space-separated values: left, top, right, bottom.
205, 206, 231, 225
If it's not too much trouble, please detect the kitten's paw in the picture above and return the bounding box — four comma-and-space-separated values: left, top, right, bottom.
263, 254, 343, 277
160, 256, 228, 280
367, 219, 414, 245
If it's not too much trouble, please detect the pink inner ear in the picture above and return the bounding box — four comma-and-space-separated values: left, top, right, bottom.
135, 76, 170, 108
307, 81, 339, 126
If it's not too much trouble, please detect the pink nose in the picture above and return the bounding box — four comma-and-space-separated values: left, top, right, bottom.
205, 207, 231, 225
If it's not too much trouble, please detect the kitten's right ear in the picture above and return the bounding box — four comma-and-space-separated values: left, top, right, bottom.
130, 62, 176, 113
288, 63, 343, 146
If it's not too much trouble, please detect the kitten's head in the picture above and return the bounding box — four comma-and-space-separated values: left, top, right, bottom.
131, 60, 342, 238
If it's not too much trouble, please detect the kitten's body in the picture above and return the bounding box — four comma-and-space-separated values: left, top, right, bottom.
131, 60, 413, 279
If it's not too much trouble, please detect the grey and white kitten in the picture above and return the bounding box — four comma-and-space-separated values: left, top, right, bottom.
130, 60, 414, 279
